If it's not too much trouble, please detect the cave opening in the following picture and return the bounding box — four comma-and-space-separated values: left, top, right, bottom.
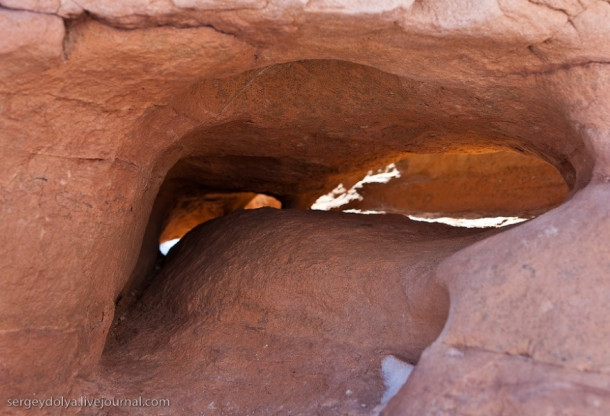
310, 149, 569, 228
158, 191, 282, 255
99, 58, 587, 414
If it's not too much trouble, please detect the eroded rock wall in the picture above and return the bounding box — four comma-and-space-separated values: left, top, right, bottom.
0, 1, 609, 415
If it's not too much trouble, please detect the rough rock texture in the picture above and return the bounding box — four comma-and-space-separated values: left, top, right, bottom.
97, 208, 490, 415
0, 0, 609, 415
384, 184, 610, 415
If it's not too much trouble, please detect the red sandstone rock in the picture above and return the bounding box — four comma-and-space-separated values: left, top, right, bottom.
383, 184, 610, 415
324, 151, 568, 218
0, 9, 64, 77
98, 208, 491, 415
159, 191, 281, 243
0, 1, 609, 415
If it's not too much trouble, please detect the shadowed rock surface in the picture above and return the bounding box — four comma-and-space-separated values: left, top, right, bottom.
1, 1, 609, 415
97, 208, 492, 415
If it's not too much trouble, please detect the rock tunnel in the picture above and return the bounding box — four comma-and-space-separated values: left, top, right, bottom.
1, 1, 609, 415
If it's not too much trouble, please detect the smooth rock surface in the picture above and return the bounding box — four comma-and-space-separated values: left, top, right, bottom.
327, 150, 569, 218
98, 208, 491, 415
159, 191, 281, 244
0, 1, 609, 415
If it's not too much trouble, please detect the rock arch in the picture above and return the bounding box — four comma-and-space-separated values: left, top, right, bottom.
1, 2, 609, 414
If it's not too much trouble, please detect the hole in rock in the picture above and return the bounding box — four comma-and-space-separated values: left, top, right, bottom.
103, 59, 584, 414
158, 191, 281, 255
311, 149, 568, 228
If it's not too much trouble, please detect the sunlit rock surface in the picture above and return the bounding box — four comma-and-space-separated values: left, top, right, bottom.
1, 1, 609, 415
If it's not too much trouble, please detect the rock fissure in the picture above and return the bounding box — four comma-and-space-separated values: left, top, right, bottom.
441, 341, 609, 376
526, 0, 576, 19
1, 3, 609, 415
0, 3, 59, 16
215, 65, 276, 118
509, 59, 610, 76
